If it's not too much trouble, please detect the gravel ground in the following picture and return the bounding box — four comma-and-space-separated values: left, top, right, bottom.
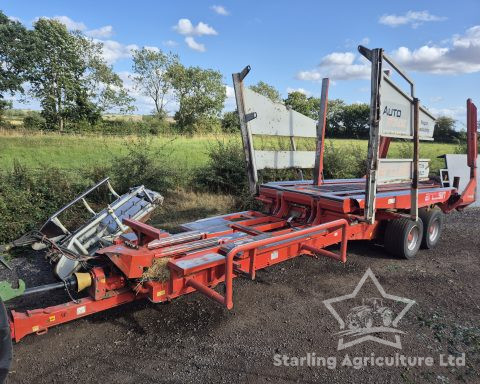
3, 209, 480, 384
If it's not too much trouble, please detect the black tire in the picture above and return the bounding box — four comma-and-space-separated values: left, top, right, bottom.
384, 218, 424, 259
0, 300, 12, 384
418, 207, 444, 249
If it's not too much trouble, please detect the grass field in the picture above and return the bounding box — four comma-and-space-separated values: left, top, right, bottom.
0, 132, 213, 173
0, 131, 459, 174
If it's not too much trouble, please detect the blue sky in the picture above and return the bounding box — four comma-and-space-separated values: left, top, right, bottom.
2, 0, 480, 125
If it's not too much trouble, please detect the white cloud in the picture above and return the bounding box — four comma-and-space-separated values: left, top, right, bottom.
224, 85, 237, 110
379, 10, 446, 28
85, 25, 114, 38
185, 36, 205, 52
173, 18, 217, 36
430, 96, 444, 103
33, 16, 139, 65
307, 25, 480, 78
429, 106, 466, 119
35, 16, 114, 39
96, 39, 138, 64
391, 25, 480, 74
163, 40, 178, 47
143, 46, 160, 52
321, 52, 355, 66
297, 51, 370, 82
39, 15, 87, 31
225, 85, 235, 98
8, 16, 21, 23
286, 87, 311, 96
211, 5, 229, 16
345, 37, 370, 49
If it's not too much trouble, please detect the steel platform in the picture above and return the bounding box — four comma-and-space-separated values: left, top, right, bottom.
258, 179, 455, 214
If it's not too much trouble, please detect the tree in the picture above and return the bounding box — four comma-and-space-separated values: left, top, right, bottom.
28, 18, 81, 130
434, 116, 460, 143
284, 93, 369, 139
28, 18, 133, 130
341, 103, 370, 139
79, 36, 134, 116
221, 110, 240, 132
326, 99, 346, 137
284, 91, 320, 120
132, 47, 179, 118
249, 81, 281, 102
0, 11, 31, 118
170, 64, 226, 133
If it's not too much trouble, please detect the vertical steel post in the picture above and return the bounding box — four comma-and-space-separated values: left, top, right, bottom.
364, 49, 383, 223
232, 67, 258, 194
467, 99, 478, 178
313, 78, 330, 186
411, 98, 420, 219
287, 108, 303, 180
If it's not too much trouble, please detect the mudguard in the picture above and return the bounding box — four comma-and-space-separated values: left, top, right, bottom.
0, 299, 12, 384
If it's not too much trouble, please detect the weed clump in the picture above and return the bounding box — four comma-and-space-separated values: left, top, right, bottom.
0, 162, 88, 243
193, 139, 248, 196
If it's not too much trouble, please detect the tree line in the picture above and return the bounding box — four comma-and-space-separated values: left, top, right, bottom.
0, 11, 226, 133
225, 81, 465, 143
0, 10, 464, 141
221, 82, 372, 139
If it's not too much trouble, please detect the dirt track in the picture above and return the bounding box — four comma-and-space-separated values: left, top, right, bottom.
4, 208, 480, 384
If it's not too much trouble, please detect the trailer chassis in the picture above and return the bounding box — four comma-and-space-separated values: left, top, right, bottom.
0, 47, 477, 384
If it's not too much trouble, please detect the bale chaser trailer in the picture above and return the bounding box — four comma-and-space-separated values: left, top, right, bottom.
0, 46, 477, 383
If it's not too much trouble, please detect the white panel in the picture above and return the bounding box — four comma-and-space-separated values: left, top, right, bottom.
243, 87, 317, 137
378, 159, 430, 184
445, 154, 480, 207
254, 150, 316, 170
379, 75, 435, 139
418, 108, 436, 138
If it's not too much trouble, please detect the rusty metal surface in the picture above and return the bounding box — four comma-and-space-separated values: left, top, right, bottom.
363, 47, 383, 223
232, 66, 258, 194
314, 78, 330, 185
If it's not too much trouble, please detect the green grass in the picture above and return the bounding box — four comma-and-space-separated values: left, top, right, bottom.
0, 132, 458, 174
0, 133, 215, 173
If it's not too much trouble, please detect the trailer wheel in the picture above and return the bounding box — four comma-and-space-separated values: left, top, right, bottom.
419, 207, 444, 249
384, 218, 423, 259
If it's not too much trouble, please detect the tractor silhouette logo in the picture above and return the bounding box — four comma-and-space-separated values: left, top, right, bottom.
346, 297, 393, 330
323, 268, 415, 350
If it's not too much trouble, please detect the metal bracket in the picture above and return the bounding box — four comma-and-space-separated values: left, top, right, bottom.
0, 256, 11, 271
358, 45, 373, 62
232, 66, 258, 195
239, 65, 251, 81
244, 112, 257, 123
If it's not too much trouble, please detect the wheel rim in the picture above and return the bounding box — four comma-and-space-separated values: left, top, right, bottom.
382, 311, 392, 326
407, 226, 420, 250
365, 317, 373, 328
428, 219, 440, 242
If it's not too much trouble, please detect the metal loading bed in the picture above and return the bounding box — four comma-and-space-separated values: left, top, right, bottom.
0, 46, 477, 382
258, 179, 455, 214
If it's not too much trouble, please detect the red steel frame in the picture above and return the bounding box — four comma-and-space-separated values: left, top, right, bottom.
7, 99, 478, 343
